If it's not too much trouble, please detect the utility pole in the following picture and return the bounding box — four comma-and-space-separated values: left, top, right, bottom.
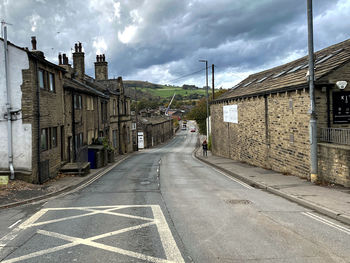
212, 64, 215, 100
199, 60, 209, 138
307, 0, 318, 183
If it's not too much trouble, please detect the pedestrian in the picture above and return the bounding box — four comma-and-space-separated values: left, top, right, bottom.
202, 139, 208, 157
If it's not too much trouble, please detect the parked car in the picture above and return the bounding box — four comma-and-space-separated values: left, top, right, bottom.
190, 128, 196, 132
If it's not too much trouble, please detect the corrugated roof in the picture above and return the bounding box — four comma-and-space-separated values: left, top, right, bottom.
216, 39, 350, 102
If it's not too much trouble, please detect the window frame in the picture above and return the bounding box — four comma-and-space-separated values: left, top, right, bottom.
40, 128, 48, 151
51, 127, 57, 148
49, 72, 55, 92
38, 69, 45, 89
74, 94, 82, 109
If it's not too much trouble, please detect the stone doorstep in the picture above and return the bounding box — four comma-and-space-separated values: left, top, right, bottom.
60, 162, 90, 176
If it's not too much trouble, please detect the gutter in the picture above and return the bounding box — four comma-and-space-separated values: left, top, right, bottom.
3, 25, 14, 180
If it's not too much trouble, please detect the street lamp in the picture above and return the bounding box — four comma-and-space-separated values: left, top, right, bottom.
307, 0, 317, 183
199, 59, 209, 138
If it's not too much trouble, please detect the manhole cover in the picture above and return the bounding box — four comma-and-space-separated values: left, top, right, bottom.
225, 199, 252, 205
140, 181, 150, 185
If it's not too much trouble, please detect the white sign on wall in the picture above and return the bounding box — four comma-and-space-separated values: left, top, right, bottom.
138, 132, 144, 149
223, 105, 238, 123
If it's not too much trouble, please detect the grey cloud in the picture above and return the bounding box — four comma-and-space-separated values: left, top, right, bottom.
1, 0, 349, 88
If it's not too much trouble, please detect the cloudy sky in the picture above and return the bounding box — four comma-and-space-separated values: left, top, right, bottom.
1, 0, 350, 88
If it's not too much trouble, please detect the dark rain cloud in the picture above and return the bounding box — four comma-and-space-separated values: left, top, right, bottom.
1, 0, 349, 87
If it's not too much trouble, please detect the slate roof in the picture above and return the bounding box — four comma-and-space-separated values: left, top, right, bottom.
215, 39, 350, 102
63, 78, 109, 98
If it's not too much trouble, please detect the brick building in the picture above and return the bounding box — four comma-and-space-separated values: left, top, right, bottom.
0, 37, 132, 183
212, 39, 350, 187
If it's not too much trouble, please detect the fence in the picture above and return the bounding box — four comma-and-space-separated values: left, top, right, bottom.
319, 128, 350, 145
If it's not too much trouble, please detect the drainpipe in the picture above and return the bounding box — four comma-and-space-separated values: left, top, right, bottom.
35, 59, 42, 184
3, 24, 15, 180
117, 95, 122, 154
72, 91, 76, 161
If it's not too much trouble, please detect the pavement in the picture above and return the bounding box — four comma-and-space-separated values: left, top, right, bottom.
195, 146, 350, 226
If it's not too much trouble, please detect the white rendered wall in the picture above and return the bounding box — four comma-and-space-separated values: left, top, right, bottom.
0, 40, 32, 172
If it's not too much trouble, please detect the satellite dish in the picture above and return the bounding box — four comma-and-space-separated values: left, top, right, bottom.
336, 81, 348, 90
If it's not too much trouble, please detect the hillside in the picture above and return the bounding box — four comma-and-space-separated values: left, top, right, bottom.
124, 80, 207, 99
124, 80, 163, 89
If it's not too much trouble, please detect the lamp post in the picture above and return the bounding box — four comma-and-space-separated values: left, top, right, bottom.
307, 0, 318, 183
199, 59, 209, 138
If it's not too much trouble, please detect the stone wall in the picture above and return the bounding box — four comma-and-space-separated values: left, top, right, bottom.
318, 143, 350, 187
268, 90, 310, 178
211, 89, 311, 180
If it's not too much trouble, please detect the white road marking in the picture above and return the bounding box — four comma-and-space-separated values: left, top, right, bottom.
1, 205, 185, 263
1, 243, 78, 263
0, 158, 131, 255
302, 212, 350, 235
0, 228, 21, 249
211, 167, 254, 189
151, 206, 185, 263
8, 220, 21, 229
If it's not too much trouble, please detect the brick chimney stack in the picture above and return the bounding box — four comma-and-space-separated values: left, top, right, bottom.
73, 42, 85, 81
30, 36, 45, 58
31, 36, 37, 50
94, 54, 108, 80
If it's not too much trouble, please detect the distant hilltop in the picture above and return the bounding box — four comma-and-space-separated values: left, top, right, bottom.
124, 80, 164, 89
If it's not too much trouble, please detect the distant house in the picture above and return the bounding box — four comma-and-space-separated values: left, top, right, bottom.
211, 39, 350, 187
137, 114, 174, 149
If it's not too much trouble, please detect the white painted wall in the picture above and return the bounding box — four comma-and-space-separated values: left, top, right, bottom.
0, 39, 32, 172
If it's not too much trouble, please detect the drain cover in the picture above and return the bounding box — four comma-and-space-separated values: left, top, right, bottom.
225, 199, 252, 205
140, 181, 150, 185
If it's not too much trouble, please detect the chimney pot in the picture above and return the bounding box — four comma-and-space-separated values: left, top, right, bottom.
75, 43, 78, 53
96, 55, 99, 62
58, 53, 62, 65
78, 42, 82, 52
31, 36, 37, 50
102, 54, 105, 62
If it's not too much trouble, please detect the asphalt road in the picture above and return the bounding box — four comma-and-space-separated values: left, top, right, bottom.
0, 121, 350, 262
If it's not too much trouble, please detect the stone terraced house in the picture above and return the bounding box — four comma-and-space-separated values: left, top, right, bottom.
0, 37, 132, 184
212, 39, 350, 187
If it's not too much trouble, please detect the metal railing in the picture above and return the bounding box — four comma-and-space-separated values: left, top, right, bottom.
320, 128, 350, 145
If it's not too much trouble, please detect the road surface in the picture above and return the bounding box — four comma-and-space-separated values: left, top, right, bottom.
0, 121, 349, 262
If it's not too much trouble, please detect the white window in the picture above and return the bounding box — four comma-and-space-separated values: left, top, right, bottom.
49, 73, 55, 92
113, 130, 118, 148
38, 70, 45, 89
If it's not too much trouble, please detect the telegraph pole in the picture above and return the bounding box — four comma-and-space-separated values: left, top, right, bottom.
307, 0, 318, 183
199, 60, 209, 138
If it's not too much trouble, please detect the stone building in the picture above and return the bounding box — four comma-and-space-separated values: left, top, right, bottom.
135, 114, 173, 149
0, 37, 133, 184
212, 39, 350, 187
0, 37, 68, 183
